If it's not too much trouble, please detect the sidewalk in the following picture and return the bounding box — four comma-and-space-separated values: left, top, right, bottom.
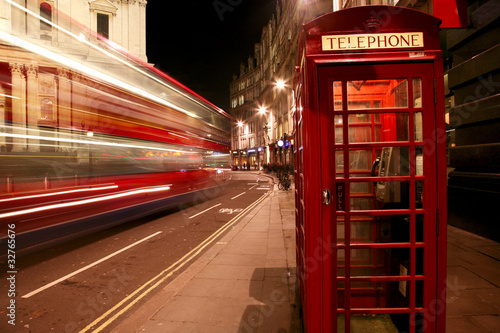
446, 226, 500, 332
112, 171, 500, 333
112, 173, 301, 333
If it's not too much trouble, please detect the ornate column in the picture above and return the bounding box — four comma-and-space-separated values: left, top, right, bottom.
9, 63, 27, 151
57, 68, 72, 148
138, 0, 148, 62
0, 86, 5, 151
26, 63, 39, 151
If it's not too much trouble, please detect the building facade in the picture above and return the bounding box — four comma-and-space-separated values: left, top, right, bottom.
0, 0, 148, 154
0, 0, 147, 61
229, 0, 332, 170
446, 0, 500, 241
228, 0, 431, 169
230, 0, 499, 239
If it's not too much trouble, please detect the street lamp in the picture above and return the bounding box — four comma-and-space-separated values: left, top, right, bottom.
275, 79, 286, 90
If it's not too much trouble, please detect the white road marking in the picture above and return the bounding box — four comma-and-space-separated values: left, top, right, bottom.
231, 192, 246, 200
188, 203, 222, 219
219, 208, 243, 214
22, 231, 163, 298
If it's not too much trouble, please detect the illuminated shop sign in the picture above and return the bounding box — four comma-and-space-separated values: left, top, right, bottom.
322, 32, 424, 51
247, 149, 256, 153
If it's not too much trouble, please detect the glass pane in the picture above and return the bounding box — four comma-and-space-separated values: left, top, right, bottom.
335, 115, 343, 143
339, 215, 412, 243
349, 181, 411, 209
416, 180, 424, 209
390, 281, 412, 308
350, 314, 399, 333
337, 216, 345, 243
414, 112, 423, 141
349, 248, 417, 277
350, 248, 387, 276
416, 214, 424, 242
376, 147, 411, 177
346, 113, 410, 143
416, 281, 424, 307
349, 124, 371, 143
333, 81, 342, 111
350, 281, 415, 309
337, 314, 345, 330
413, 78, 422, 108
416, 248, 424, 275
338, 249, 345, 277
349, 149, 372, 171
351, 196, 374, 211
347, 79, 408, 110
375, 181, 410, 208
389, 313, 423, 333
336, 149, 345, 177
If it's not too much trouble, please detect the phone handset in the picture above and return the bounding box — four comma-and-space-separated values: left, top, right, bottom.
371, 157, 381, 177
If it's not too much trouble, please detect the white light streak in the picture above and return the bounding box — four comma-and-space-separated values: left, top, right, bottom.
0, 185, 172, 219
0, 131, 197, 154
0, 9, 198, 119
0, 93, 20, 100
0, 185, 119, 203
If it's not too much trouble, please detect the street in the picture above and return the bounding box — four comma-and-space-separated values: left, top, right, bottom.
0, 172, 273, 333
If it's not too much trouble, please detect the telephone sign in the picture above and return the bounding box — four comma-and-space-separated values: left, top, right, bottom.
322, 32, 424, 51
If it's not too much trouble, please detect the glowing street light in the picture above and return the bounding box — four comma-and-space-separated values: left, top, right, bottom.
259, 106, 267, 114
276, 79, 286, 90
237, 121, 244, 127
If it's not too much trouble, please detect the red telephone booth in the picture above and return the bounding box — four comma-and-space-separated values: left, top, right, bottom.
293, 6, 447, 333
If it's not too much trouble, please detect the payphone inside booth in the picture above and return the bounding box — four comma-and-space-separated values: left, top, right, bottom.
294, 6, 447, 333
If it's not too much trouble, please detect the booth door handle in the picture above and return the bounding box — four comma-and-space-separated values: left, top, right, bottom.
322, 189, 331, 205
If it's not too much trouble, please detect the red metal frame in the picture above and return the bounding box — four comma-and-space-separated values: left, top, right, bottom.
294, 6, 447, 333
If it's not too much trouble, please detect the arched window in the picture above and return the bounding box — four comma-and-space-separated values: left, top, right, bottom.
41, 98, 53, 120
40, 2, 52, 31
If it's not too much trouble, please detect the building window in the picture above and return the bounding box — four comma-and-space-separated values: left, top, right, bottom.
40, 98, 53, 120
40, 3, 52, 31
238, 95, 244, 106
97, 13, 109, 39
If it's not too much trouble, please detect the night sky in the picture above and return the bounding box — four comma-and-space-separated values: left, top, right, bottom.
146, 0, 277, 111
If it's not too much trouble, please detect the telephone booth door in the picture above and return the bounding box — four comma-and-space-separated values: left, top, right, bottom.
294, 6, 447, 333
320, 62, 439, 333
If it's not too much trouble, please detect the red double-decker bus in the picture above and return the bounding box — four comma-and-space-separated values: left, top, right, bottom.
0, 4, 230, 255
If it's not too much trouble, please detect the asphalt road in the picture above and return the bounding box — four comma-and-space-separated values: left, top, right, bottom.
0, 171, 273, 333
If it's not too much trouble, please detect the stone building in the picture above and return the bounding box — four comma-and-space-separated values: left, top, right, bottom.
0, 0, 147, 153
229, 0, 331, 169
228, 0, 423, 169
0, 0, 147, 61
446, 0, 500, 241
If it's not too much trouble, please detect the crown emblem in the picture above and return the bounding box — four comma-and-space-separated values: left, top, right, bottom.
363, 17, 382, 31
